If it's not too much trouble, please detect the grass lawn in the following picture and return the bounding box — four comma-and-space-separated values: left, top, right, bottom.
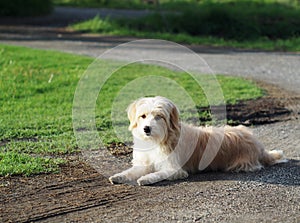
0, 44, 263, 176
67, 0, 300, 51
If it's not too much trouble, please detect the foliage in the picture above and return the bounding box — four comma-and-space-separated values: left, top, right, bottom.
53, 0, 150, 9
0, 0, 53, 16
55, 0, 300, 40
167, 1, 300, 40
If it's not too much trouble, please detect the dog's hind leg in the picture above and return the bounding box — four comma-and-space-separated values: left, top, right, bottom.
260, 150, 288, 166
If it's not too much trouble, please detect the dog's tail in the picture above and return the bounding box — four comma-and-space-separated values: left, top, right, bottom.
261, 149, 288, 166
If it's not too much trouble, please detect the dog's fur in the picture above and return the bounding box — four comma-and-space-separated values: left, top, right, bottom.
109, 96, 287, 185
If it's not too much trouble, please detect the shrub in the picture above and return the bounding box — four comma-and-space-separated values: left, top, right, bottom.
0, 0, 53, 16
120, 1, 300, 40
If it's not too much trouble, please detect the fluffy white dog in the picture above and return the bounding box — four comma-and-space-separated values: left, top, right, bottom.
109, 96, 286, 186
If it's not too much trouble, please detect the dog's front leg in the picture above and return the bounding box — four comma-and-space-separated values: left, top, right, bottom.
109, 166, 150, 184
137, 169, 188, 186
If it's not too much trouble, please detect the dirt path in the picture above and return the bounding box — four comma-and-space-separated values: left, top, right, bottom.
0, 7, 299, 222
1, 156, 299, 222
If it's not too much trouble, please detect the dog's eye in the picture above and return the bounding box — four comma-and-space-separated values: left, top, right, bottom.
155, 115, 162, 120
140, 114, 146, 119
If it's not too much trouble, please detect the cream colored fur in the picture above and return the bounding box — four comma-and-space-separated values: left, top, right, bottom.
109, 96, 287, 185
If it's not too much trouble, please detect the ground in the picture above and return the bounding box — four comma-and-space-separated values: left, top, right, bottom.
1, 82, 299, 223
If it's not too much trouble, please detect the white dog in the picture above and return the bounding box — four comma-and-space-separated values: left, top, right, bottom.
109, 96, 286, 186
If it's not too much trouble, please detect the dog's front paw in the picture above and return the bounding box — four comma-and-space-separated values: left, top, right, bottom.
109, 174, 129, 184
168, 169, 189, 181
137, 176, 152, 186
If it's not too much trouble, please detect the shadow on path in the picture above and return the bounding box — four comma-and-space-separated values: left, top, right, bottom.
154, 159, 300, 187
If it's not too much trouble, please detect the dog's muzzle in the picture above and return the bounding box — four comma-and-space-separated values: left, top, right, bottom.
143, 126, 151, 136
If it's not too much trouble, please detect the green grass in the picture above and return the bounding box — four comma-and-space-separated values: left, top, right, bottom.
69, 0, 300, 51
0, 45, 91, 176
0, 152, 64, 176
0, 44, 263, 176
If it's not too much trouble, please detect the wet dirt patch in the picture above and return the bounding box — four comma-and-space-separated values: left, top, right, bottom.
226, 81, 299, 125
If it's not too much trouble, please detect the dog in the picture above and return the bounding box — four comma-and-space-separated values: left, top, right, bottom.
109, 96, 287, 185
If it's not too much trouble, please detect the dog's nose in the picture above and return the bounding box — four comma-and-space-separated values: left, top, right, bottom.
143, 126, 151, 135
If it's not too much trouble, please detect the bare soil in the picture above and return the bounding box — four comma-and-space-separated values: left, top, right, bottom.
226, 81, 299, 125
1, 82, 299, 223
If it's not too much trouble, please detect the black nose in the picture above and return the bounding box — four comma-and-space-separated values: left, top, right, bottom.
144, 126, 151, 135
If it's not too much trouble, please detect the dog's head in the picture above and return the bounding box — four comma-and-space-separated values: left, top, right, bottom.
127, 96, 180, 153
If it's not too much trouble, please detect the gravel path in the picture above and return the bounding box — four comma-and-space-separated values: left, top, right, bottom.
0, 7, 299, 223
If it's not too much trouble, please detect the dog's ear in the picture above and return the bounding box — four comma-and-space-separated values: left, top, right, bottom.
162, 101, 180, 154
127, 100, 137, 131
169, 104, 180, 132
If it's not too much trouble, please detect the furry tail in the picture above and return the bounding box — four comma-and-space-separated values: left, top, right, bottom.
261, 150, 288, 166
